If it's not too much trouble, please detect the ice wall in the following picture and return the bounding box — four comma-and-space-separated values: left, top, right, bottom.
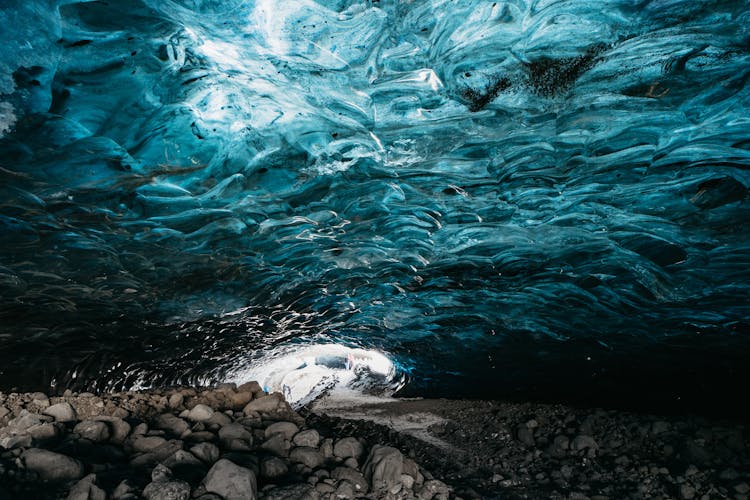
1, 0, 749, 409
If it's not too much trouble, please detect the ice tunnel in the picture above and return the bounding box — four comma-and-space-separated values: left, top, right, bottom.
1, 0, 749, 415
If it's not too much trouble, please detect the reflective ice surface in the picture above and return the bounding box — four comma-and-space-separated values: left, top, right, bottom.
1, 0, 749, 411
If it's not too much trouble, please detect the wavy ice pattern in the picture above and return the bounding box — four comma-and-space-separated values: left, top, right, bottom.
1, 0, 749, 408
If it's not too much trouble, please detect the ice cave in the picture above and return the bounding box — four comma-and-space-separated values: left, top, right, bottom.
2, 0, 750, 416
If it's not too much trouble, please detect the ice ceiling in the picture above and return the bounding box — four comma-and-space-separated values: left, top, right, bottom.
1, 0, 749, 412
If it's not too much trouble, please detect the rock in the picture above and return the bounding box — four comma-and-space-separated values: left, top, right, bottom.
163, 449, 204, 469
516, 424, 535, 447
153, 413, 190, 437
43, 402, 77, 422
332, 467, 369, 493
320, 438, 333, 458
74, 420, 111, 442
191, 442, 220, 464
260, 456, 288, 479
571, 435, 599, 453
27, 422, 60, 442
22, 448, 84, 482
333, 437, 364, 459
95, 416, 131, 444
8, 411, 46, 432
364, 445, 403, 492
203, 458, 257, 500
344, 457, 358, 469
112, 479, 138, 499
262, 433, 291, 457
243, 393, 286, 415
736, 483, 750, 495
188, 404, 215, 422
132, 435, 168, 453
289, 446, 325, 469
293, 429, 320, 448
401, 473, 415, 490
679, 483, 696, 499
219, 423, 253, 443
237, 381, 262, 395
227, 391, 253, 410
142, 479, 191, 500
205, 411, 232, 428
0, 405, 10, 419
168, 393, 184, 409
336, 481, 356, 498
417, 479, 450, 500
265, 421, 299, 440
67, 474, 106, 500
651, 421, 671, 435
263, 483, 318, 500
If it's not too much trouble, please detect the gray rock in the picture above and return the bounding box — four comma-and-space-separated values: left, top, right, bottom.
289, 447, 324, 469
516, 424, 535, 447
8, 411, 46, 432
320, 438, 333, 458
66, 474, 106, 500
262, 433, 291, 457
203, 458, 257, 500
151, 464, 173, 482
343, 457, 358, 469
153, 413, 190, 437
332, 467, 369, 493
133, 435, 168, 453
333, 437, 364, 459
168, 393, 184, 409
206, 411, 232, 427
1, 434, 32, 449
95, 416, 131, 444
401, 473, 415, 490
293, 429, 320, 448
219, 423, 253, 443
416, 479, 450, 500
27, 422, 60, 441
571, 435, 599, 453
265, 421, 299, 440
260, 456, 289, 479
651, 421, 671, 435
191, 442, 220, 464
262, 484, 318, 500
188, 404, 215, 422
112, 479, 138, 500
74, 420, 111, 442
142, 480, 191, 500
0, 405, 10, 419
22, 448, 84, 482
43, 402, 77, 422
243, 393, 287, 415
679, 483, 696, 499
364, 445, 403, 492
163, 450, 204, 469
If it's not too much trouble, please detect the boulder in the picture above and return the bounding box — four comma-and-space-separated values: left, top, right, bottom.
265, 421, 299, 440
190, 442, 220, 464
187, 404, 214, 422
203, 458, 257, 500
219, 423, 253, 443
153, 413, 190, 437
74, 420, 111, 442
292, 429, 320, 448
66, 474, 106, 500
43, 402, 77, 422
260, 456, 288, 479
94, 416, 131, 444
333, 437, 364, 459
261, 433, 291, 457
142, 480, 191, 500
243, 393, 285, 415
289, 446, 324, 469
22, 448, 84, 482
332, 466, 369, 493
364, 445, 403, 492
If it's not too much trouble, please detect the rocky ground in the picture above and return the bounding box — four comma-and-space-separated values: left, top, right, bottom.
0, 386, 748, 500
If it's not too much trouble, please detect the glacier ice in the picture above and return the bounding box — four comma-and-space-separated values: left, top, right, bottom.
0, 0, 749, 410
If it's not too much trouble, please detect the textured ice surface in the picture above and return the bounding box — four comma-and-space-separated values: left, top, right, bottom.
1, 0, 749, 409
